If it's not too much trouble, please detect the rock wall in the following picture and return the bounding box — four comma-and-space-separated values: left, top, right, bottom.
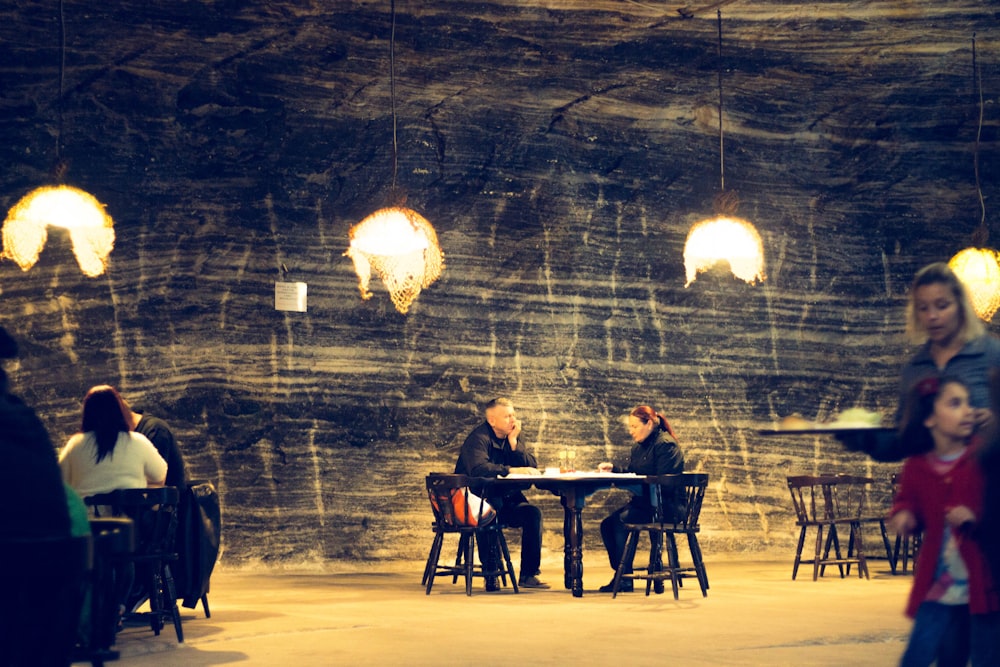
0, 0, 997, 566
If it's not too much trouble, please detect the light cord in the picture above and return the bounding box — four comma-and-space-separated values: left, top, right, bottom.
390, 0, 398, 194
973, 34, 985, 231
57, 0, 65, 162
716, 9, 725, 193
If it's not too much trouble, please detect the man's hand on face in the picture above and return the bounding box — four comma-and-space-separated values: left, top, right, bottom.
508, 418, 522, 447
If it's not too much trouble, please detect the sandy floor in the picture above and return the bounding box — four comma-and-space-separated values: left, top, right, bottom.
85, 553, 914, 667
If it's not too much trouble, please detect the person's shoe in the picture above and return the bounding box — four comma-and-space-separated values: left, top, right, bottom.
653, 580, 665, 595
518, 575, 550, 589
485, 576, 501, 592
599, 578, 633, 593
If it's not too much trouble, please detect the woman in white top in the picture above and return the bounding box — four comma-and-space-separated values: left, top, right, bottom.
59, 385, 167, 498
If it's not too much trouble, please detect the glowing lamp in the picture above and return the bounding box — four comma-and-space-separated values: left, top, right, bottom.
683, 215, 765, 287
949, 246, 1000, 321
345, 206, 444, 314
2, 185, 115, 277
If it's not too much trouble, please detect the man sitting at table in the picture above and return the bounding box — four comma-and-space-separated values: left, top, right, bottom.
454, 397, 549, 590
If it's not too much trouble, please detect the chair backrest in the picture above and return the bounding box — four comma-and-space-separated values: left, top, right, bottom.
85, 486, 181, 558
832, 474, 878, 521
646, 473, 709, 528
786, 474, 870, 524
425, 473, 494, 528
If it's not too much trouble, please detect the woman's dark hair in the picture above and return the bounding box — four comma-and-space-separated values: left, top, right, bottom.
630, 405, 678, 440
80, 385, 131, 464
898, 375, 968, 455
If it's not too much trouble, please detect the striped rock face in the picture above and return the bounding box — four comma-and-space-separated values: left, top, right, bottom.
0, 1, 988, 565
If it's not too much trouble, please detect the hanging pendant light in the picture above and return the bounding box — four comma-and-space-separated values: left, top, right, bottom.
683, 10, 765, 287
346, 206, 443, 315
3, 184, 114, 278
1, 0, 114, 278
948, 35, 999, 321
950, 247, 1000, 321
345, 0, 443, 314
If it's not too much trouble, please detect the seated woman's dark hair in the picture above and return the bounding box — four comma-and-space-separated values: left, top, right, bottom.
80, 385, 131, 463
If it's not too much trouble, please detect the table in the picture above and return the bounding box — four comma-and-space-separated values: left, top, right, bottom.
491, 473, 645, 597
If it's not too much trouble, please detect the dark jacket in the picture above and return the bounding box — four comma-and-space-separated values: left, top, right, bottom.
615, 429, 684, 520
454, 421, 537, 508
0, 393, 70, 538
135, 413, 187, 490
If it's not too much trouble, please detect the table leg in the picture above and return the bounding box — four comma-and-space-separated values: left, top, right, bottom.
560, 490, 586, 597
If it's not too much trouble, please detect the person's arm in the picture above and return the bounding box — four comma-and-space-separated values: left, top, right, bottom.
507, 440, 537, 469
836, 429, 911, 462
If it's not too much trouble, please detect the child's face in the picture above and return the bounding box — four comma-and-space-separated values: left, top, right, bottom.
924, 382, 975, 442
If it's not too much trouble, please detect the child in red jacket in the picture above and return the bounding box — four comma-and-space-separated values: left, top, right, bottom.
890, 376, 1000, 666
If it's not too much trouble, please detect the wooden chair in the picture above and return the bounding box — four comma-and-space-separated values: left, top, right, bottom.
611, 473, 710, 599
0, 533, 92, 667
787, 474, 870, 581
85, 487, 184, 642
890, 472, 921, 574
838, 474, 894, 575
422, 473, 518, 596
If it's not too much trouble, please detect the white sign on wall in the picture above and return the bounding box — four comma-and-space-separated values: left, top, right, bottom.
275, 281, 307, 312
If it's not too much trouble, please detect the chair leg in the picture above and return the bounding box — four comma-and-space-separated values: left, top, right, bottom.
496, 530, 518, 593
463, 532, 475, 596
878, 519, 894, 573
892, 534, 909, 574
664, 533, 681, 600
792, 526, 807, 580
611, 529, 640, 598
812, 525, 824, 581
200, 594, 211, 619
688, 533, 709, 596
163, 563, 184, 642
852, 523, 869, 580
424, 531, 445, 595
647, 531, 664, 595
452, 534, 470, 585
148, 565, 165, 635
421, 531, 443, 586
846, 524, 856, 575
823, 525, 846, 578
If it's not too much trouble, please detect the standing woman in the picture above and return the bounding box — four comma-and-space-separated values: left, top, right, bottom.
59, 385, 167, 498
597, 405, 684, 593
843, 262, 1000, 461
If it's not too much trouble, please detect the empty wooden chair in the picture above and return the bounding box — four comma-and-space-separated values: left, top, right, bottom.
610, 473, 710, 599
85, 487, 184, 642
787, 474, 870, 581
837, 474, 894, 575
422, 473, 518, 596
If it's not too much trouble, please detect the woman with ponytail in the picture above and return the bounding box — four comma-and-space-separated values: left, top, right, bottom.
597, 405, 684, 593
